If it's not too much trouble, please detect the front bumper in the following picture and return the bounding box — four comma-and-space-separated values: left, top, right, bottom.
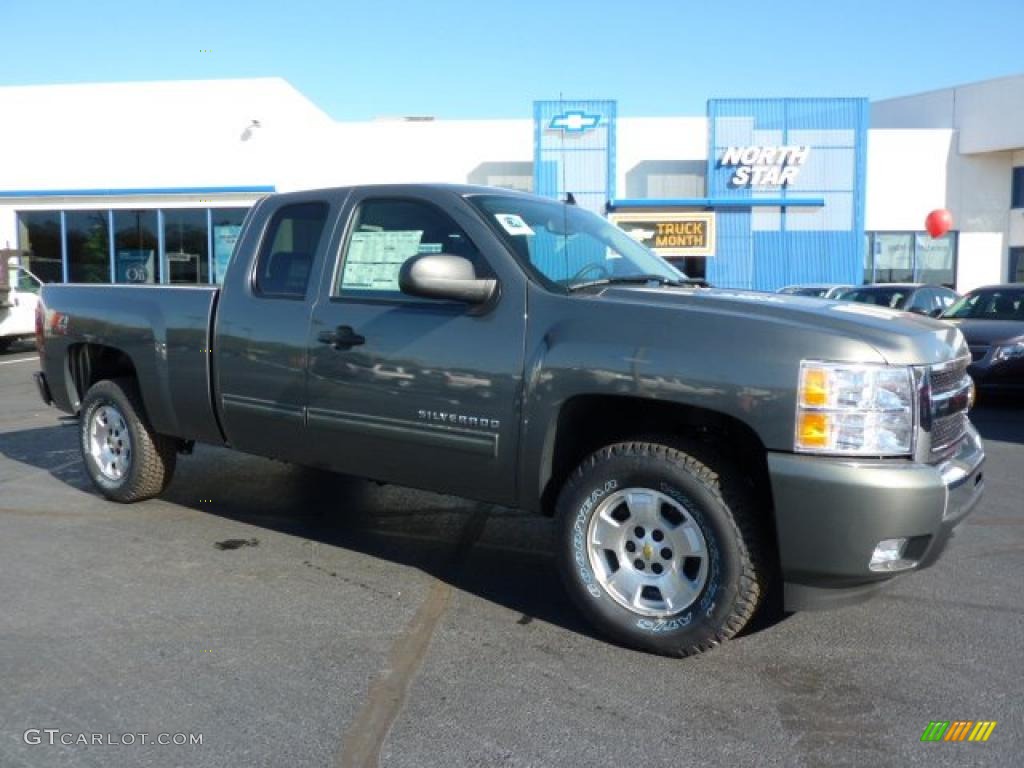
768, 424, 985, 610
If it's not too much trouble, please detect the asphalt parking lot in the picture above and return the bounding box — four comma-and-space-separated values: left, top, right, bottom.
1, 340, 1022, 768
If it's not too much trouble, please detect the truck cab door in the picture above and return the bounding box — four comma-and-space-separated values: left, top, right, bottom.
214, 192, 343, 463
305, 188, 527, 505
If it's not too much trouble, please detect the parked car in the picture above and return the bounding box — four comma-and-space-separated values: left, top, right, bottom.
34, 184, 984, 657
777, 283, 852, 299
837, 283, 959, 317
942, 284, 1024, 393
0, 263, 43, 352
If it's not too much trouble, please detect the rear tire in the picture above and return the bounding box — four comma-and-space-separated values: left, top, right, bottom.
80, 378, 177, 502
556, 440, 767, 657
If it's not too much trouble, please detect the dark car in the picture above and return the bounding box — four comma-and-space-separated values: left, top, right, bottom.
837, 283, 959, 317
942, 285, 1024, 392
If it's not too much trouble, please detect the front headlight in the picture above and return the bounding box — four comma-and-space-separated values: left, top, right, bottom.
992, 340, 1024, 363
795, 361, 916, 456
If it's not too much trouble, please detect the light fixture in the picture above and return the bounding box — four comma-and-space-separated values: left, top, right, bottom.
240, 119, 262, 142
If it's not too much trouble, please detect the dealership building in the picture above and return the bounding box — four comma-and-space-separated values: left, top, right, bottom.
1, 74, 1022, 292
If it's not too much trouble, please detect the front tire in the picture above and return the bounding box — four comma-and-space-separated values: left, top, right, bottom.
556, 441, 767, 657
80, 378, 177, 502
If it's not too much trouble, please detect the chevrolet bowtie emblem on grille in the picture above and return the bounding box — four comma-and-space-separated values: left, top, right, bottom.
548, 111, 601, 133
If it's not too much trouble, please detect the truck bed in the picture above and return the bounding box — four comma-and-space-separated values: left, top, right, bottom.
38, 284, 224, 445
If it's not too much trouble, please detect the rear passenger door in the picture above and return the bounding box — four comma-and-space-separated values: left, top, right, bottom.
304, 188, 527, 505
214, 193, 341, 462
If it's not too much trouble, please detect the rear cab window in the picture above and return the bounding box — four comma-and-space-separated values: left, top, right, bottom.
253, 202, 330, 299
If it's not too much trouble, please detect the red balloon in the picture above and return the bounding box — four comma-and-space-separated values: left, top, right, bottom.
925, 208, 953, 238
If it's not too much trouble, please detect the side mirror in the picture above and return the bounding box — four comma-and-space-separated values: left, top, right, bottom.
929, 307, 945, 318
906, 306, 929, 316
399, 253, 497, 304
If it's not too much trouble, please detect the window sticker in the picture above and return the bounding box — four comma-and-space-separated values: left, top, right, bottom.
343, 230, 423, 291
495, 213, 535, 236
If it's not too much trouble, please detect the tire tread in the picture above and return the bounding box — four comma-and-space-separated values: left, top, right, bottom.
556, 440, 768, 657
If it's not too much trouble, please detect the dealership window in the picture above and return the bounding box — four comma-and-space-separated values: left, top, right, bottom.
336, 199, 484, 297
1012, 167, 1024, 209
17, 205, 253, 285
864, 232, 957, 287
211, 208, 248, 283
113, 210, 159, 284
65, 210, 111, 283
1010, 248, 1024, 283
163, 209, 209, 284
16, 211, 63, 283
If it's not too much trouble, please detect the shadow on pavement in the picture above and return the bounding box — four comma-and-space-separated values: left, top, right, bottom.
0, 422, 790, 648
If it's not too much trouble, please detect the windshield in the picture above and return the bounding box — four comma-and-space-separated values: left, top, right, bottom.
467, 195, 685, 289
839, 287, 910, 309
944, 288, 1024, 320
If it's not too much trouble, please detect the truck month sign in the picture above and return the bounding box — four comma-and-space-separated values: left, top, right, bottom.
610, 212, 716, 257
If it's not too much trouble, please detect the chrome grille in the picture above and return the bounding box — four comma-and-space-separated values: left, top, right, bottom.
930, 366, 965, 393
927, 357, 971, 456
931, 412, 968, 453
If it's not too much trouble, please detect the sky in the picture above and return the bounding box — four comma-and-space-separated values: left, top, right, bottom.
2, 0, 1022, 121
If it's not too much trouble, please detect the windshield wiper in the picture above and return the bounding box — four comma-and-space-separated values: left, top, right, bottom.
567, 274, 708, 292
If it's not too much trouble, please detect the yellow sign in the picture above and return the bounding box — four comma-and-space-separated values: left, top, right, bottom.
610, 212, 716, 257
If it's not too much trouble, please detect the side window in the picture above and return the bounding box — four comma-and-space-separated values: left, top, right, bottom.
906, 289, 931, 312
335, 199, 484, 297
254, 202, 329, 298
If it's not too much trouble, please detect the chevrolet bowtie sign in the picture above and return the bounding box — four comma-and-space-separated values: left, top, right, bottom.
610, 212, 716, 257
720, 145, 811, 187
548, 111, 602, 133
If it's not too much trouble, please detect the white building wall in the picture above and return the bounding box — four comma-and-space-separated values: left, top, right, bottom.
865, 129, 1010, 290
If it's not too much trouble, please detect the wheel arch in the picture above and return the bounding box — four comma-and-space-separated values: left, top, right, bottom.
537, 395, 775, 525
65, 343, 142, 414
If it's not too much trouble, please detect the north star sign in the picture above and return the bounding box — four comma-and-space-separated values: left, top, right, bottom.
720, 145, 811, 187
548, 111, 602, 133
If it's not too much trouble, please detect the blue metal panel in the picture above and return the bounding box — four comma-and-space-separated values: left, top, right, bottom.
60, 211, 68, 283
533, 100, 616, 215
107, 210, 115, 283
157, 209, 167, 285
706, 98, 868, 291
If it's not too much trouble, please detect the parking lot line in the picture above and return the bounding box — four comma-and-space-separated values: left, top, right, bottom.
0, 356, 38, 366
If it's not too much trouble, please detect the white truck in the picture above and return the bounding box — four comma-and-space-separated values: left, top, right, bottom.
0, 253, 43, 352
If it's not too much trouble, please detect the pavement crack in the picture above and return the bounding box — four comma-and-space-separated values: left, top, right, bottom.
335, 504, 489, 768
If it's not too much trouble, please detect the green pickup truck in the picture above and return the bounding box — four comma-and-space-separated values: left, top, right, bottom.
33, 184, 985, 656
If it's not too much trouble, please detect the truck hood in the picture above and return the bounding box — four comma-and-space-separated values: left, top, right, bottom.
596, 286, 967, 366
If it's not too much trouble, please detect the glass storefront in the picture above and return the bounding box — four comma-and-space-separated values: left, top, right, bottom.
864, 231, 957, 287
15, 207, 248, 284
113, 210, 160, 284
15, 211, 63, 283
163, 209, 209, 284
211, 208, 247, 283
65, 210, 110, 283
